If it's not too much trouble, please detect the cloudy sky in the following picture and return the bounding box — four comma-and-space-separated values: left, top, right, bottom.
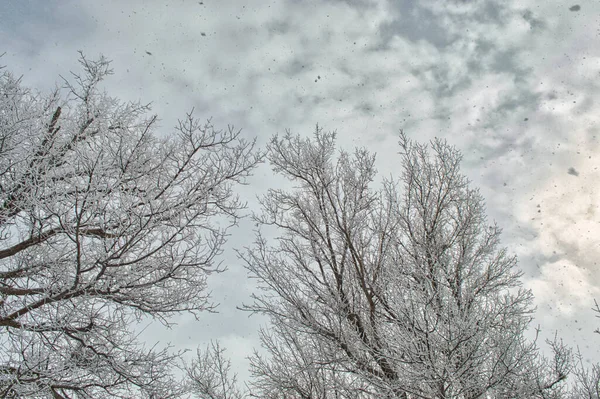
3, 0, 600, 383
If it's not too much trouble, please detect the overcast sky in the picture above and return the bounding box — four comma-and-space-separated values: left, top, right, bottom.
3, 0, 600, 384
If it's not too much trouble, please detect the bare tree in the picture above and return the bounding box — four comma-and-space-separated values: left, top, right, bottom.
0, 54, 262, 398
249, 321, 372, 399
240, 128, 569, 398
563, 302, 600, 399
569, 349, 600, 399
187, 342, 245, 399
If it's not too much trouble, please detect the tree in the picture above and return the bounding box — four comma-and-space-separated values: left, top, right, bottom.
248, 319, 373, 399
240, 128, 569, 398
0, 54, 262, 398
186, 342, 244, 399
569, 350, 600, 399
563, 300, 600, 399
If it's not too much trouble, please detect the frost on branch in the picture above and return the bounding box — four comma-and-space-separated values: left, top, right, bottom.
241, 128, 570, 399
0, 54, 261, 398
248, 321, 372, 399
187, 342, 244, 399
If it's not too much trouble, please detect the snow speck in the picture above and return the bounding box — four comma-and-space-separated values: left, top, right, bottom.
567, 167, 579, 176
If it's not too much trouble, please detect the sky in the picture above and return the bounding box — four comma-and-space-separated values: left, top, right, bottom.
2, 0, 600, 385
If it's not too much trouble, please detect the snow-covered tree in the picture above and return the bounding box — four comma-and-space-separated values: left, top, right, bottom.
248, 320, 373, 399
187, 342, 245, 399
564, 301, 600, 399
241, 128, 569, 399
0, 54, 261, 398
